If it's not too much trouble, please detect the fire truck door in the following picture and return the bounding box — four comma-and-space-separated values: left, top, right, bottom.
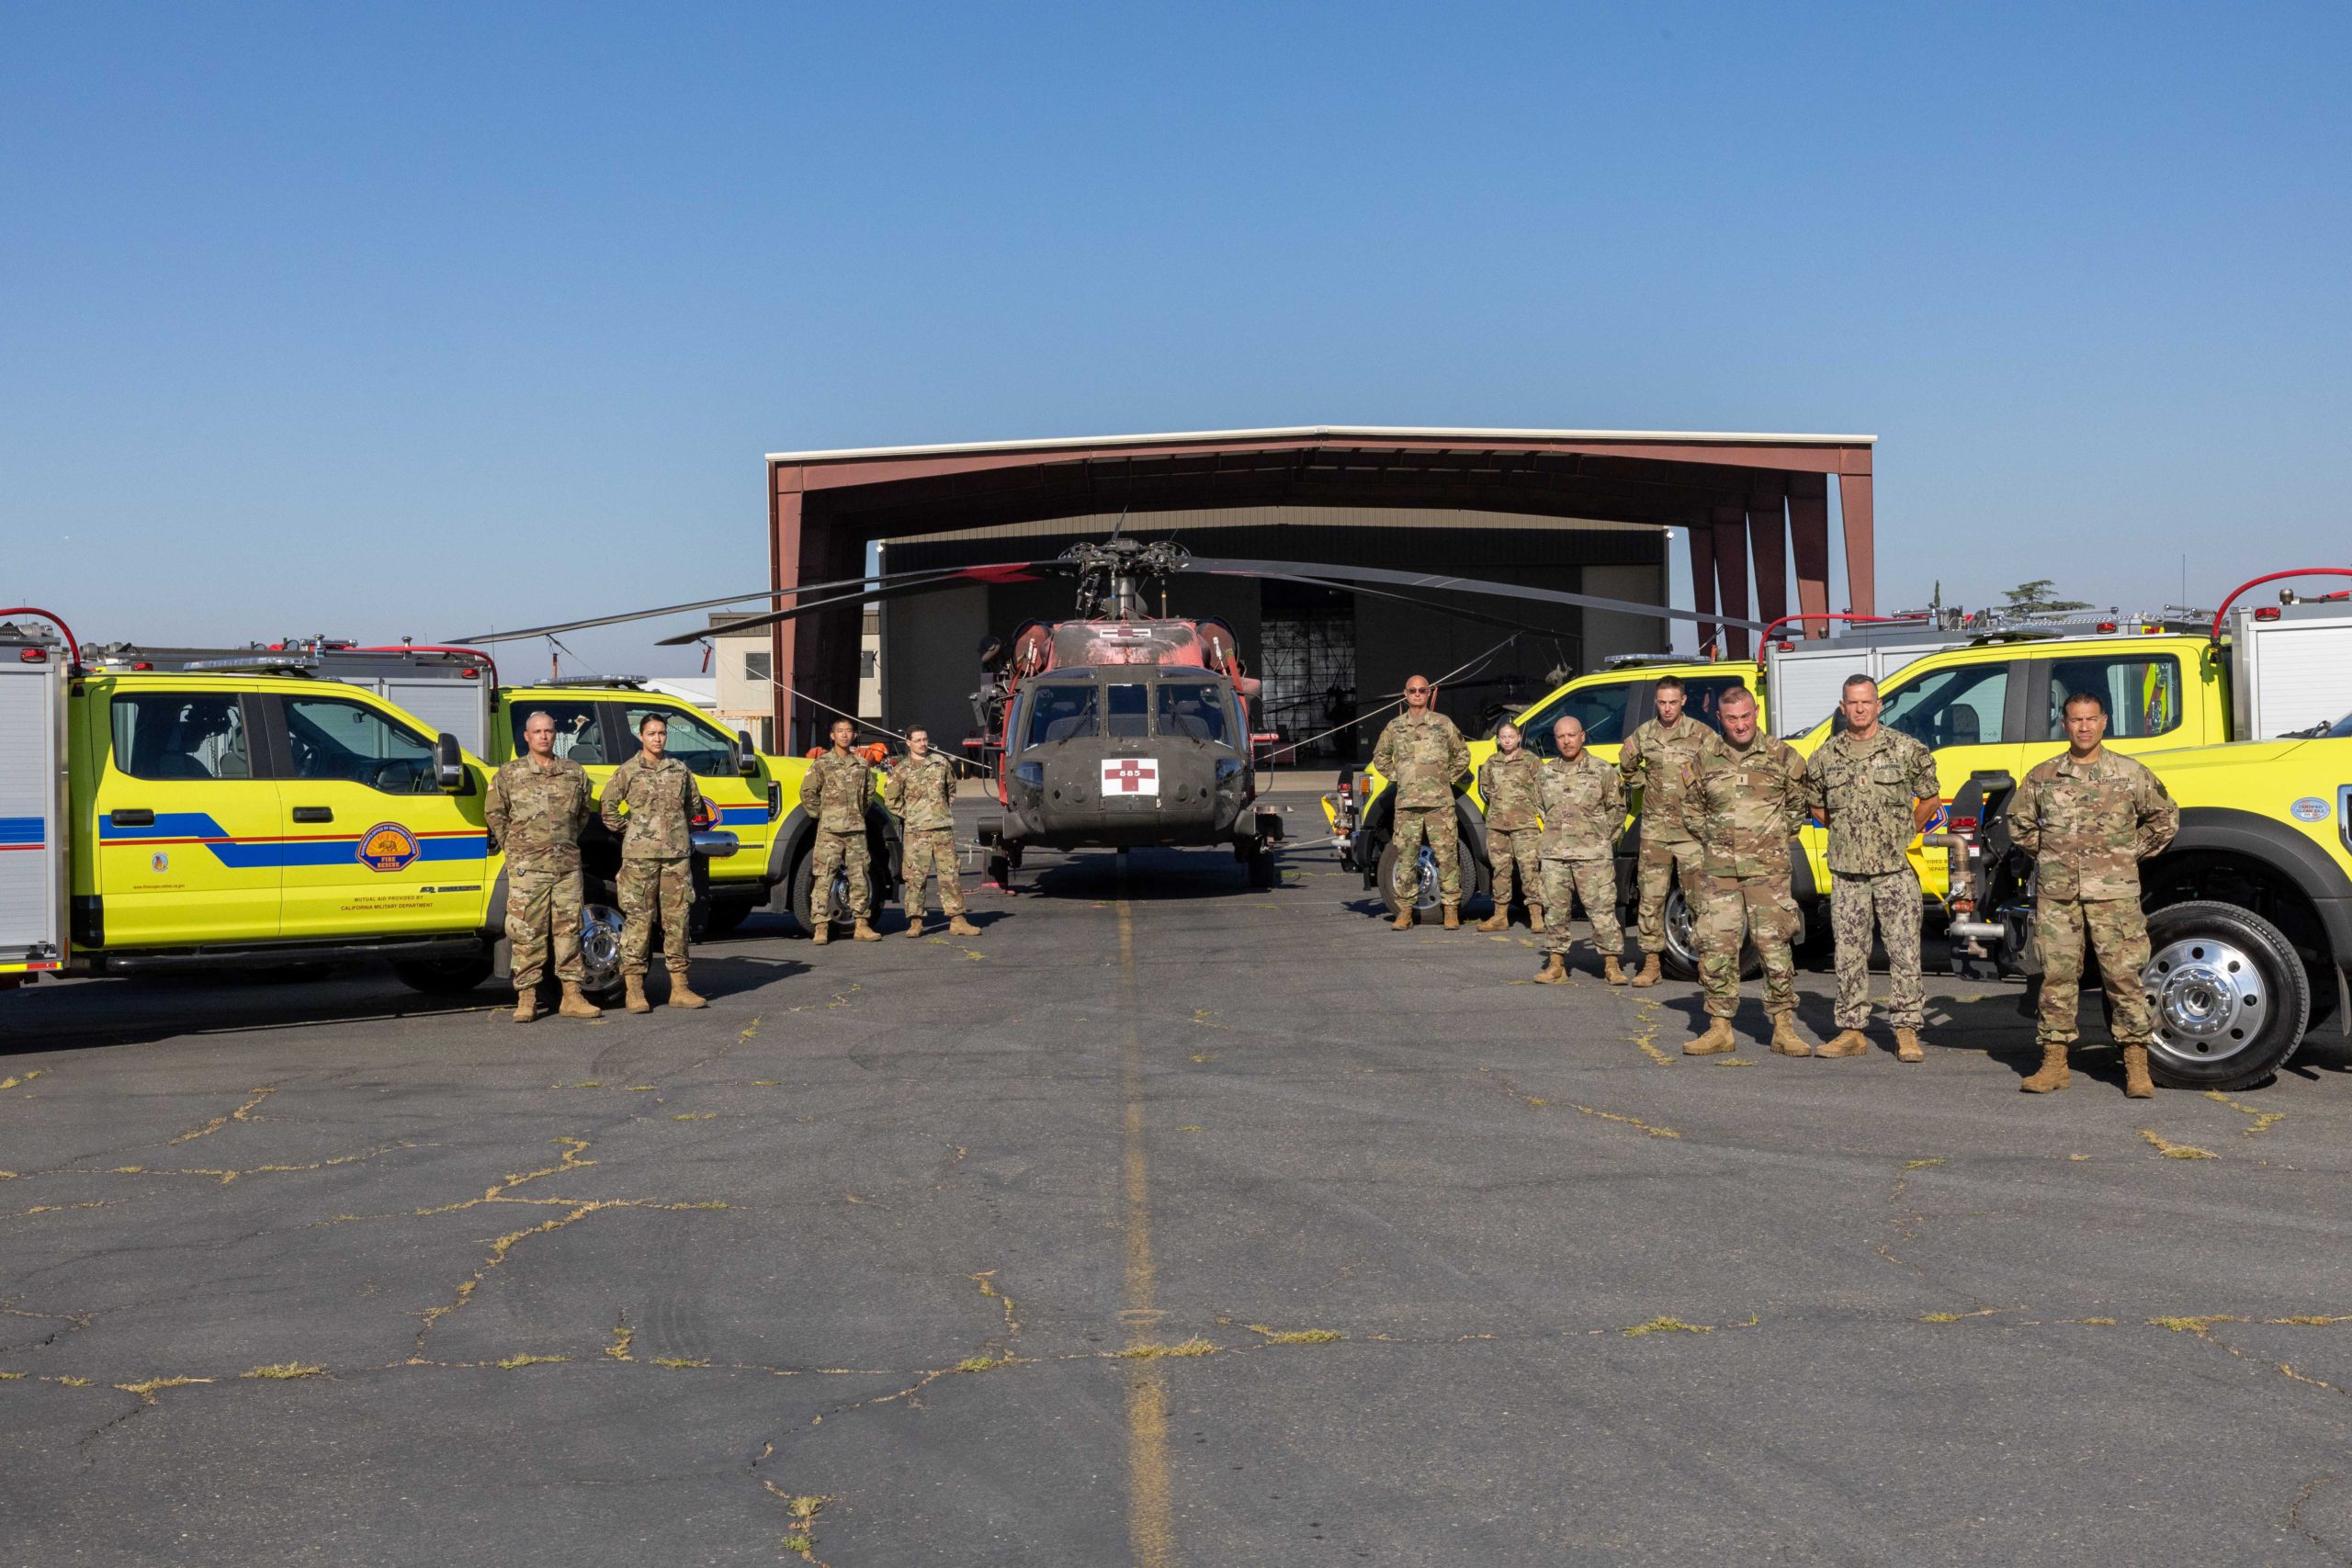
95, 690, 280, 946
269, 694, 490, 937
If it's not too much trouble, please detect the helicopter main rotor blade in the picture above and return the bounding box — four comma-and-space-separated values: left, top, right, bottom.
1263, 573, 1588, 640
447, 560, 1058, 645
652, 563, 1054, 646
1184, 558, 1771, 633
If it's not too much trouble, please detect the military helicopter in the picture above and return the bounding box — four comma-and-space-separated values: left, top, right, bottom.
457, 538, 1761, 894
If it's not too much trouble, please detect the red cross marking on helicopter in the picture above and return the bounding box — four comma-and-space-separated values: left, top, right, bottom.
1103, 758, 1159, 794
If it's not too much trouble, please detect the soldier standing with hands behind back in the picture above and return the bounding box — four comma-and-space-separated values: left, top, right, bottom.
1805, 675, 1943, 1062
602, 712, 708, 1012
887, 727, 979, 940
484, 710, 600, 1022
1371, 675, 1471, 931
1620, 677, 1713, 987
2008, 691, 2179, 1097
802, 716, 881, 945
1684, 687, 1812, 1056
1531, 716, 1627, 986
1476, 721, 1544, 932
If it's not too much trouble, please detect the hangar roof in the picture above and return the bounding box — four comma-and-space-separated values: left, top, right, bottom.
768, 425, 1876, 464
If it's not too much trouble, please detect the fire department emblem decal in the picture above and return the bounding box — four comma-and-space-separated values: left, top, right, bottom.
1102, 758, 1159, 796
357, 822, 422, 873
2291, 796, 2330, 823
150, 852, 169, 873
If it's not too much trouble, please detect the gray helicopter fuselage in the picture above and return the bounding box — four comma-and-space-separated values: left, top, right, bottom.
1000, 664, 1256, 851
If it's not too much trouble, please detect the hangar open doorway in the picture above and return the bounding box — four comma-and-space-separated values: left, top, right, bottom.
763, 428, 1878, 754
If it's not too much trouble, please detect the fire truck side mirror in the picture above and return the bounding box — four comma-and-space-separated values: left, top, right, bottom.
734, 730, 758, 777
434, 732, 468, 794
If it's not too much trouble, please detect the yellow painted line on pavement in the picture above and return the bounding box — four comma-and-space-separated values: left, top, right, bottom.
1116, 894, 1174, 1568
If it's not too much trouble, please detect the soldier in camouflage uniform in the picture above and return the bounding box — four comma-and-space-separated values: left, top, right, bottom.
1620, 677, 1715, 987
1530, 716, 1628, 985
1475, 722, 1545, 931
886, 727, 978, 940
1371, 675, 1471, 931
601, 712, 710, 1012
1804, 675, 1943, 1062
484, 710, 599, 1022
1683, 688, 1812, 1056
802, 716, 881, 944
2009, 691, 2179, 1097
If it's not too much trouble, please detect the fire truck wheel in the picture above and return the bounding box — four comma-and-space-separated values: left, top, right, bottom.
391, 949, 495, 996
2140, 900, 2310, 1091
787, 855, 856, 938
1659, 886, 1759, 982
1374, 840, 1442, 918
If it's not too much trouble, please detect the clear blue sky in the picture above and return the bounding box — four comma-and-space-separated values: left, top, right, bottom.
7, 2, 2346, 673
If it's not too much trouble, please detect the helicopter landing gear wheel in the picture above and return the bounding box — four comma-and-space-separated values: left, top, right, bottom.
1247, 841, 1278, 889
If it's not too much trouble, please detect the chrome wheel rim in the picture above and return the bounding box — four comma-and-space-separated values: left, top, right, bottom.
1665, 889, 1698, 965
2143, 936, 2265, 1068
1395, 845, 1441, 912
579, 904, 625, 991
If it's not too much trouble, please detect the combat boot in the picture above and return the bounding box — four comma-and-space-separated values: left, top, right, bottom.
1628, 954, 1663, 988
511, 987, 539, 1024
1685, 1018, 1736, 1055
811, 923, 831, 947
1442, 904, 1460, 931
902, 916, 926, 939
1528, 905, 1545, 933
667, 972, 707, 1010
1390, 908, 1414, 931
1894, 1028, 1927, 1064
853, 919, 881, 942
1770, 1011, 1814, 1057
623, 975, 651, 1014
2120, 1043, 2155, 1099
1602, 955, 1626, 986
2019, 1041, 2070, 1093
1476, 910, 1509, 932
1532, 954, 1568, 985
947, 915, 979, 937
558, 982, 602, 1021
1816, 1029, 1870, 1059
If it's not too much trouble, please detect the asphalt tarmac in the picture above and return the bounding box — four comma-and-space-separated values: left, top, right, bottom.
7, 791, 2352, 1566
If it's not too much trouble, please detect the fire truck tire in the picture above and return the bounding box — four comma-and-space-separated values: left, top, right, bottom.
2140, 900, 2310, 1091
392, 949, 496, 996
787, 854, 856, 938
1659, 886, 1760, 982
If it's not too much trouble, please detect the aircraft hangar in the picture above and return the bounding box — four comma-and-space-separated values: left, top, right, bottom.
758, 427, 1880, 760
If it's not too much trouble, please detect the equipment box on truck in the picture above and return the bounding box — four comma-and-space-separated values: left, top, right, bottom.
0, 616, 68, 983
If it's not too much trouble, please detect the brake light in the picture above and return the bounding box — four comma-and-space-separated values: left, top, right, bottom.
1775, 640, 1795, 652
1946, 815, 1978, 831
2097, 620, 2117, 632
18, 649, 45, 663
130, 660, 153, 671
2256, 606, 2281, 621
460, 667, 481, 679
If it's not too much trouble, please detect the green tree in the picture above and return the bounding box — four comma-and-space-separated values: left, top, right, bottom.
2001, 579, 2092, 615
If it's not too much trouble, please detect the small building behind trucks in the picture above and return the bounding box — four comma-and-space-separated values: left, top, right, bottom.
1, 615, 735, 999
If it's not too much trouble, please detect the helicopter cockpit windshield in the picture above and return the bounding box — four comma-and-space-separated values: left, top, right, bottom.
1026, 685, 1098, 746
1021, 677, 1238, 750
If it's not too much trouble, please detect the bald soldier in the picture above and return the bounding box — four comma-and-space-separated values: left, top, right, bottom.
1682, 687, 1812, 1055
1531, 716, 1628, 985
1371, 674, 1471, 931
